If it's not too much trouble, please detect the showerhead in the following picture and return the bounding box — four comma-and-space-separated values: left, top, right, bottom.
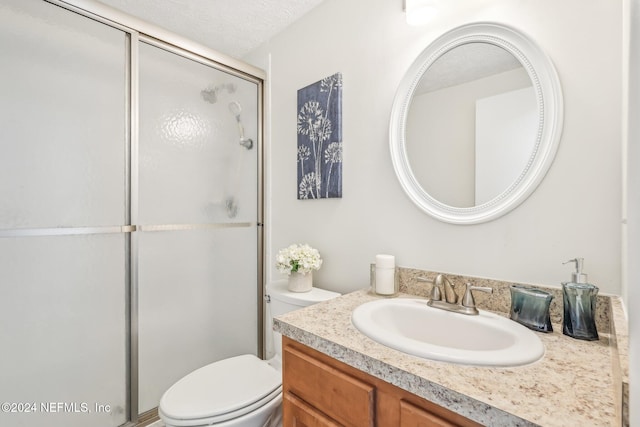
228, 101, 253, 149
228, 101, 242, 118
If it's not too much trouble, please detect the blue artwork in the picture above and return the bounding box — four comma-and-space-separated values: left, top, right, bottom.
296, 72, 342, 199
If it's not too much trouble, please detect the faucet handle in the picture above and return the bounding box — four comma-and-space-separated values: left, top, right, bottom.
461, 283, 493, 309
417, 277, 441, 301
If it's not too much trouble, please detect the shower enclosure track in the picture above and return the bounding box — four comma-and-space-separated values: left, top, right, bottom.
0, 223, 254, 238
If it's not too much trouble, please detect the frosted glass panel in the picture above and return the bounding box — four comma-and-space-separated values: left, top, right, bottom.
139, 42, 258, 224
0, 0, 127, 229
138, 42, 260, 414
0, 235, 127, 427
0, 1, 262, 425
138, 227, 258, 413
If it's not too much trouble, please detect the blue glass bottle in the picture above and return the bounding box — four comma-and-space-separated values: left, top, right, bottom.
561, 258, 599, 341
562, 282, 599, 340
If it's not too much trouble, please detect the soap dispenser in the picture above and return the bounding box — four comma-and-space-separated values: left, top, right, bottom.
561, 258, 599, 341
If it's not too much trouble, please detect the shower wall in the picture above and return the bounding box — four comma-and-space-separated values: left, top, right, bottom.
0, 1, 262, 425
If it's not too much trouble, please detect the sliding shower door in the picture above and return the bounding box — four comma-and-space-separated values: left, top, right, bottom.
1, 0, 263, 425
0, 1, 128, 426
136, 41, 260, 413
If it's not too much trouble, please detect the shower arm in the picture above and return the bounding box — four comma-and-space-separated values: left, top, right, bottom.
236, 121, 253, 149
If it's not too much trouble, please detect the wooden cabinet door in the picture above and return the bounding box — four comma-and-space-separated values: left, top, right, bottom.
400, 400, 460, 427
284, 345, 374, 426
283, 392, 342, 427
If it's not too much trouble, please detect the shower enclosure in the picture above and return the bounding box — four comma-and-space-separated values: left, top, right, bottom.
0, 1, 264, 426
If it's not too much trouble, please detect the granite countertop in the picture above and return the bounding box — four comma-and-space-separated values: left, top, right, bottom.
274, 289, 624, 426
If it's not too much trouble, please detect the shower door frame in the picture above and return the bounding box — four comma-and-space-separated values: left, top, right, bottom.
43, 1, 266, 424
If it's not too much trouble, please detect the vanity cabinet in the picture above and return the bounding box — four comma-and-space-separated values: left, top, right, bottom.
282, 337, 481, 427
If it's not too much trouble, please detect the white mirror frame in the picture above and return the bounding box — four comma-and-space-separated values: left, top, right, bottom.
390, 22, 563, 224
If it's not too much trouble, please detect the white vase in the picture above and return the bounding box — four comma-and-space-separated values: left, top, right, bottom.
288, 271, 313, 292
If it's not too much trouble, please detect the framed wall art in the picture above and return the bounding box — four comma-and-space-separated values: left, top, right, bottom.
296, 72, 342, 199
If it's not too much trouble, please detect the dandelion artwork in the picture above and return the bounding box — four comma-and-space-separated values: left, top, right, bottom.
296, 72, 343, 199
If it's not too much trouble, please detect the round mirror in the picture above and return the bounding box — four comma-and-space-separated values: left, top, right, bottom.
390, 23, 563, 224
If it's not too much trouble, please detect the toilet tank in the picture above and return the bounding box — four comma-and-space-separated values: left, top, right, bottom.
265, 280, 340, 361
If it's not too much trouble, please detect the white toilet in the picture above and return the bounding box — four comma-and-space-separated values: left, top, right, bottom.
158, 281, 340, 427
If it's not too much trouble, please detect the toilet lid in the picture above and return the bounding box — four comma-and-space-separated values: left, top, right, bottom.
267, 280, 341, 307
160, 354, 281, 421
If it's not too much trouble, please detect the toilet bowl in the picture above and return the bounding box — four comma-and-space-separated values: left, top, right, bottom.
158, 281, 340, 427
159, 354, 282, 427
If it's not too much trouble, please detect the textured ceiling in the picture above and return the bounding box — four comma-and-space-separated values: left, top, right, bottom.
417, 43, 523, 94
95, 0, 326, 58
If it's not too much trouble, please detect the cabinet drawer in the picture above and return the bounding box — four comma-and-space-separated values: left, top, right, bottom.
284, 345, 375, 426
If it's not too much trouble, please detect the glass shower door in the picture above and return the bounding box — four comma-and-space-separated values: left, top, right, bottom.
0, 1, 128, 426
137, 41, 260, 413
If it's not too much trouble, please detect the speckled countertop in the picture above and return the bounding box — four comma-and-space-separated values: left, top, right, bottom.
274, 288, 625, 426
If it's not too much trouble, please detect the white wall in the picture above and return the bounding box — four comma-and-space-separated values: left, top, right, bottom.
245, 0, 623, 296
625, 0, 639, 421
476, 86, 537, 205
407, 68, 531, 207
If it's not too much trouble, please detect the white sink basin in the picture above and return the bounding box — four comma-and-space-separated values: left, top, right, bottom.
351, 298, 544, 367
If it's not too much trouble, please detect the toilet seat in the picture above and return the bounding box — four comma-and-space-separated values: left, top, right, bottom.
159, 354, 282, 425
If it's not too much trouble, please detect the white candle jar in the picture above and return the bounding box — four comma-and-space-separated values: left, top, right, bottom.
371, 254, 398, 296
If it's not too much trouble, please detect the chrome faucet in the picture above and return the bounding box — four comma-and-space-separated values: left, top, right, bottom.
418, 274, 492, 316
438, 274, 458, 304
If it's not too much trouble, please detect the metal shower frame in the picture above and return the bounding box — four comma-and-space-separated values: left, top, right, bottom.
17, 1, 266, 424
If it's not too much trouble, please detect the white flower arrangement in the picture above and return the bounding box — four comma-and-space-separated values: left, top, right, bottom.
276, 243, 323, 275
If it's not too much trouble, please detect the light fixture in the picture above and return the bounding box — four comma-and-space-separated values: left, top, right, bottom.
404, 0, 439, 26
